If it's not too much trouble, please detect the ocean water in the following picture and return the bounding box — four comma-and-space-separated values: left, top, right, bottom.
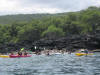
0, 53, 99, 75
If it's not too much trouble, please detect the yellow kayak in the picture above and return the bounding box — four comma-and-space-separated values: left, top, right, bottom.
75, 53, 93, 56
0, 55, 9, 58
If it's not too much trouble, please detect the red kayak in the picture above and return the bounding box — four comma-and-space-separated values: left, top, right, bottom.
9, 55, 32, 58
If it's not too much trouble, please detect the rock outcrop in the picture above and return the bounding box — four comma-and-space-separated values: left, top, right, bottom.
1, 30, 100, 53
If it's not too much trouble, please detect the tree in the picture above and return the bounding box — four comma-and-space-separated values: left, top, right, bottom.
42, 25, 65, 39
81, 9, 100, 32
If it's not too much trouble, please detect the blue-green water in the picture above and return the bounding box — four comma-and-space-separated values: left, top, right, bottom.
0, 53, 100, 75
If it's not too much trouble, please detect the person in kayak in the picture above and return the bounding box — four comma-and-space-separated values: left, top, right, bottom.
84, 49, 88, 54
84, 49, 88, 56
10, 52, 14, 55
46, 50, 50, 56
18, 51, 22, 56
24, 51, 28, 55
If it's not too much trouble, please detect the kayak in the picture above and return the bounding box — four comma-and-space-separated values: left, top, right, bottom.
9, 55, 32, 58
75, 53, 93, 56
0, 55, 9, 58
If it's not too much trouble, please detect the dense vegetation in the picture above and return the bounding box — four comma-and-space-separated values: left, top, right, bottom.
0, 6, 100, 51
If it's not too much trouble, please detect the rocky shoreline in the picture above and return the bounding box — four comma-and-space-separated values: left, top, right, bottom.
33, 30, 100, 51
0, 30, 100, 53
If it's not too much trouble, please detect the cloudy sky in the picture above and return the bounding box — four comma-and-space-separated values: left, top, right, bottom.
0, 0, 100, 15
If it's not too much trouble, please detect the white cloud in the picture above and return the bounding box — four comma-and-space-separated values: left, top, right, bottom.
0, 0, 18, 10
92, 0, 100, 6
0, 0, 100, 15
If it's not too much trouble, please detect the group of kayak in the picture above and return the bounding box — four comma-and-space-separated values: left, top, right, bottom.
0, 51, 31, 58
0, 49, 94, 58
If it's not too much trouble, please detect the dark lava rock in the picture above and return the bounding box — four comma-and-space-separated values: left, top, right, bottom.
1, 30, 100, 53
33, 30, 100, 51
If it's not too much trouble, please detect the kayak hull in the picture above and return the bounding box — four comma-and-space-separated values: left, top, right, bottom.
75, 53, 93, 56
0, 55, 9, 58
9, 55, 32, 58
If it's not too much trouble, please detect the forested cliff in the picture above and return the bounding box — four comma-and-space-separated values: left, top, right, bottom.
0, 6, 100, 52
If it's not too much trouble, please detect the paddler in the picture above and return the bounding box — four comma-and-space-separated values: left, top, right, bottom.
24, 51, 28, 55
10, 52, 14, 55
84, 49, 88, 56
18, 51, 22, 56
46, 50, 50, 56
17, 48, 24, 56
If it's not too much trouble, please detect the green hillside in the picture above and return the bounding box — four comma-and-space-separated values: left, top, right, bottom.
0, 14, 53, 24
0, 6, 100, 47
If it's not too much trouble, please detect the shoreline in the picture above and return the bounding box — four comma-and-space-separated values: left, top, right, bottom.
0, 48, 99, 55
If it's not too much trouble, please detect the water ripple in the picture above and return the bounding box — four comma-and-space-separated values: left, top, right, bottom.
0, 53, 100, 75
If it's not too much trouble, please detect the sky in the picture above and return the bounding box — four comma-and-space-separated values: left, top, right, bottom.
0, 0, 100, 15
